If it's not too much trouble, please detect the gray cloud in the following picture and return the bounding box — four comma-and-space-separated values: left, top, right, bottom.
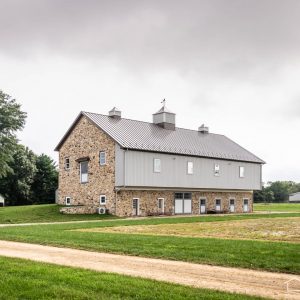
1, 0, 300, 79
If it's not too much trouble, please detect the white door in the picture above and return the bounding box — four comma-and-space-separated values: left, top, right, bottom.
183, 199, 192, 213
200, 199, 206, 214
175, 199, 183, 214
215, 199, 221, 212
243, 199, 249, 212
158, 198, 164, 214
230, 199, 235, 213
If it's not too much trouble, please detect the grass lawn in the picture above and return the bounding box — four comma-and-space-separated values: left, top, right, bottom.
0, 257, 261, 300
0, 204, 117, 224
254, 203, 300, 212
0, 214, 299, 274
81, 217, 300, 243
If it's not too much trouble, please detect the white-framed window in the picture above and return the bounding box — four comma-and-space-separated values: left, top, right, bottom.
65, 196, 71, 206
100, 194, 106, 205
99, 151, 106, 165
187, 161, 193, 174
64, 158, 70, 170
239, 166, 245, 178
80, 161, 89, 183
154, 158, 161, 173
214, 164, 220, 176
158, 198, 164, 212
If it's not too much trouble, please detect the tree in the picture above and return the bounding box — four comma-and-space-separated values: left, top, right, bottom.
31, 154, 58, 204
0, 144, 36, 205
0, 91, 27, 178
254, 181, 300, 203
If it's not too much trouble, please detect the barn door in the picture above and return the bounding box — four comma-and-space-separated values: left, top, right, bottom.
200, 199, 206, 214
229, 199, 235, 213
215, 199, 221, 212
132, 198, 139, 216
243, 199, 249, 212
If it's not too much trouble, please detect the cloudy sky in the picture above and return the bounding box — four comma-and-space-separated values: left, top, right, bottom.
0, 0, 299, 182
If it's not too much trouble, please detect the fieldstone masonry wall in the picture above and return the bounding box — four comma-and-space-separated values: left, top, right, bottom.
58, 115, 116, 214
116, 190, 253, 217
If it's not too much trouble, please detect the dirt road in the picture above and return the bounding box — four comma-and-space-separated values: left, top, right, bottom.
0, 240, 299, 299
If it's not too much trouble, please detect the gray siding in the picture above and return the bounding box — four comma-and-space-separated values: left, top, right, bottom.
115, 148, 262, 190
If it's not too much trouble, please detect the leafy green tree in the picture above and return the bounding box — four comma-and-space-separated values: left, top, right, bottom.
0, 91, 27, 178
31, 154, 58, 204
254, 181, 300, 203
0, 144, 36, 205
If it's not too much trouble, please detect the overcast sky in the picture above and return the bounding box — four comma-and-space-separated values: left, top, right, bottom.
1, 0, 299, 182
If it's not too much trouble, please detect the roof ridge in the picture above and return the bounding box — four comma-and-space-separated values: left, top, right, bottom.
82, 111, 222, 136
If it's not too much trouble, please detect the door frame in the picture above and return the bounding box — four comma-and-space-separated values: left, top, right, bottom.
174, 192, 192, 214
158, 198, 165, 214
243, 198, 249, 213
199, 198, 206, 214
215, 198, 221, 212
229, 198, 235, 213
132, 198, 140, 216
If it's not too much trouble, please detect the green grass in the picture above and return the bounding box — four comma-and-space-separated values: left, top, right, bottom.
0, 214, 299, 274
0, 204, 116, 224
0, 257, 261, 300
254, 203, 300, 212
0, 202, 299, 224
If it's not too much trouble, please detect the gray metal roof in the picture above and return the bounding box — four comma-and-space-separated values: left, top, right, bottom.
79, 111, 264, 164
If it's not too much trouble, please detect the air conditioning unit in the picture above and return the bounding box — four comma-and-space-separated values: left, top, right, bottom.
98, 207, 106, 215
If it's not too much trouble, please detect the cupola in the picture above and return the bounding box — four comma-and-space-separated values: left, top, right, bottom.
153, 100, 176, 130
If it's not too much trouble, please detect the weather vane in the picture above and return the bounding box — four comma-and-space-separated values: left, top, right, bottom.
161, 98, 166, 106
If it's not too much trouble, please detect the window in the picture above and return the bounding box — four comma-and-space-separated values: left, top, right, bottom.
100, 195, 106, 205
187, 162, 193, 174
239, 166, 245, 178
64, 158, 70, 170
214, 164, 220, 176
99, 151, 106, 165
80, 161, 88, 183
154, 158, 161, 173
65, 197, 71, 206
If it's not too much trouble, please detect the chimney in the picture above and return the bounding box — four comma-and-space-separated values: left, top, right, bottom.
153, 101, 176, 130
198, 124, 209, 134
109, 107, 121, 118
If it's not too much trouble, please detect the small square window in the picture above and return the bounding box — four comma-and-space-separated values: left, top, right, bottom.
187, 162, 193, 174
100, 195, 106, 205
65, 197, 71, 206
64, 158, 70, 170
154, 158, 161, 173
239, 166, 245, 178
214, 164, 220, 176
100, 151, 106, 165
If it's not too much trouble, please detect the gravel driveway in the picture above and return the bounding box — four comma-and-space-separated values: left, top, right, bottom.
0, 240, 299, 299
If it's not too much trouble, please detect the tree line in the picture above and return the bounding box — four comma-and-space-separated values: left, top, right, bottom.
0, 90, 58, 205
254, 181, 300, 203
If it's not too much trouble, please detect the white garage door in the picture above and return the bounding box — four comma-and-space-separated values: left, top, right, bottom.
174, 193, 192, 214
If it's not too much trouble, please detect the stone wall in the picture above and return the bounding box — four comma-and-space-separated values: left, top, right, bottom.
58, 115, 116, 214
60, 206, 98, 214
116, 190, 253, 217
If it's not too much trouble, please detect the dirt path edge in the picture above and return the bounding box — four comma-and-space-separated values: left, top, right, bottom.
0, 240, 299, 300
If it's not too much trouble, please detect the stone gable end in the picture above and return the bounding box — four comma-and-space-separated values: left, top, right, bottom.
58, 115, 116, 213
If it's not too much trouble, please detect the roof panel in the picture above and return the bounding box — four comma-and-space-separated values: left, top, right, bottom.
82, 111, 264, 164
